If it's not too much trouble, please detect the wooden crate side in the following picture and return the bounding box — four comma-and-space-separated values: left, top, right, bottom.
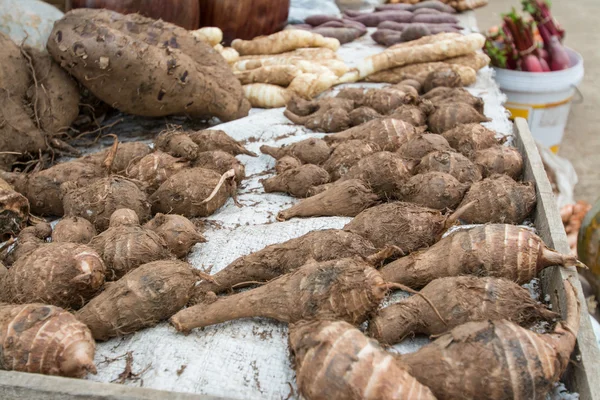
514, 117, 600, 400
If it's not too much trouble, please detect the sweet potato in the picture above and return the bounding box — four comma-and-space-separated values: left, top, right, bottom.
416, 150, 482, 183
52, 216, 97, 244
234, 65, 301, 86
188, 129, 256, 157
1, 242, 105, 309
277, 179, 379, 221
309, 26, 365, 44
193, 229, 380, 296
409, 1, 457, 13
458, 174, 536, 224
171, 257, 388, 332
423, 87, 485, 114
344, 202, 461, 251
0, 178, 29, 240
143, 214, 205, 259
155, 130, 199, 161
348, 11, 413, 27
377, 21, 461, 32
400, 172, 468, 210
380, 224, 574, 289
262, 164, 330, 198
323, 118, 419, 152
369, 276, 557, 345
399, 280, 580, 400
397, 133, 452, 160
192, 150, 246, 184
77, 260, 200, 340
473, 145, 524, 179
126, 151, 190, 193
305, 15, 343, 26
61, 177, 151, 231
441, 123, 498, 157
48, 11, 250, 122
284, 98, 353, 133
2, 223, 51, 265
260, 138, 331, 165
349, 106, 382, 126
0, 304, 96, 377
275, 155, 302, 174
375, 3, 414, 11
428, 103, 490, 133
149, 168, 235, 218
89, 209, 172, 280
412, 13, 459, 24
422, 68, 462, 93
232, 30, 340, 55
289, 320, 436, 400
322, 140, 379, 181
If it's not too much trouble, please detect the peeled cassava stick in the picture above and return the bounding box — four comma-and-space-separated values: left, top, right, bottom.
215, 45, 239, 64
262, 164, 330, 198
400, 172, 469, 210
0, 303, 96, 377
380, 224, 578, 288
288, 72, 340, 100
260, 138, 331, 165
171, 257, 388, 333
193, 229, 379, 296
289, 320, 436, 400
232, 30, 340, 56
277, 179, 379, 221
473, 145, 524, 179
191, 27, 223, 47
234, 65, 301, 86
323, 118, 419, 151
126, 151, 190, 193
143, 213, 205, 259
188, 129, 256, 157
399, 280, 581, 400
369, 276, 558, 345
52, 216, 97, 244
1, 242, 105, 309
243, 83, 291, 108
441, 123, 498, 157
458, 174, 536, 224
416, 150, 482, 183
77, 260, 200, 341
322, 140, 379, 181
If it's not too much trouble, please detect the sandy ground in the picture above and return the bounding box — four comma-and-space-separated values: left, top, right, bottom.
475, 1, 600, 204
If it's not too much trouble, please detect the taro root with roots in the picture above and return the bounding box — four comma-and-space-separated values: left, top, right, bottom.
415, 150, 482, 184
260, 138, 331, 165
143, 213, 205, 259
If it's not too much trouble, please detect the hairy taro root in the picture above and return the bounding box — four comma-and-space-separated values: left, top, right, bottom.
442, 123, 498, 157
422, 68, 462, 93
400, 172, 468, 210
275, 155, 302, 174
324, 118, 419, 152
284, 97, 354, 133
397, 133, 452, 160
144, 213, 205, 258
423, 87, 485, 114
2, 223, 52, 265
126, 151, 190, 192
192, 150, 246, 184
262, 164, 330, 198
428, 103, 490, 133
348, 106, 382, 126
188, 129, 256, 156
323, 140, 379, 181
52, 216, 97, 244
155, 130, 199, 160
260, 138, 331, 165
0, 177, 29, 240
473, 145, 523, 179
415, 150, 482, 184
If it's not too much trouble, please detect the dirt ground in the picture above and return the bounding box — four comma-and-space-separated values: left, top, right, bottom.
475, 1, 600, 204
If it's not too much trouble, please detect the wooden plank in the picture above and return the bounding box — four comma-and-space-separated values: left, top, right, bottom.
514, 117, 600, 400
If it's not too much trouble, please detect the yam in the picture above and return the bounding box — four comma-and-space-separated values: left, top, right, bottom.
441, 123, 498, 157
52, 216, 96, 244
188, 129, 256, 157
428, 103, 489, 133
126, 151, 190, 193
400, 172, 468, 210
192, 150, 246, 184
322, 140, 379, 181
416, 150, 482, 184
323, 118, 419, 151
397, 133, 452, 160
143, 214, 205, 259
473, 145, 524, 179
262, 164, 330, 198
260, 138, 331, 165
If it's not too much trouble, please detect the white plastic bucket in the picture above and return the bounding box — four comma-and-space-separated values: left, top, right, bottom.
494, 48, 584, 153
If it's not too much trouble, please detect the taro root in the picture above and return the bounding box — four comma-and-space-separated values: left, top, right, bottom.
52, 216, 97, 244
349, 106, 382, 126
262, 164, 330, 198
284, 98, 354, 133
189, 129, 256, 157
126, 151, 190, 192
2, 223, 52, 265
388, 103, 432, 127
275, 155, 302, 174
144, 213, 206, 259
324, 118, 419, 151
422, 68, 462, 93
442, 123, 498, 157
322, 140, 379, 181
81, 142, 152, 173
192, 150, 246, 184
260, 138, 331, 165
415, 150, 482, 184
422, 87, 485, 114
473, 145, 524, 179
155, 130, 199, 161
397, 133, 452, 160
399, 172, 469, 210
0, 177, 29, 240
428, 103, 490, 133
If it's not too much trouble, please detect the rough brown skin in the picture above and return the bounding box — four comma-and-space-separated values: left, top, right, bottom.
235, 65, 300, 86
400, 171, 468, 210
77, 260, 199, 341
81, 142, 152, 174
126, 151, 190, 193
193, 229, 379, 296
275, 155, 302, 174
260, 138, 331, 165
422, 68, 462, 93
0, 304, 96, 377
52, 216, 97, 244
2, 223, 52, 265
458, 174, 536, 224
473, 145, 524, 179
0, 243, 105, 310
61, 177, 151, 231
399, 280, 581, 400
442, 123, 499, 158
188, 129, 257, 157
171, 257, 388, 333
349, 106, 382, 126
397, 133, 452, 160
428, 103, 490, 133
278, 179, 379, 221
48, 11, 250, 122
155, 130, 199, 160
0, 178, 29, 240
364, 87, 414, 114
344, 202, 454, 252
289, 320, 437, 400
284, 97, 354, 133
109, 208, 139, 226
149, 168, 235, 218
423, 87, 485, 114
416, 150, 482, 183
380, 224, 577, 288
335, 87, 367, 106
192, 150, 246, 184
388, 103, 432, 127
323, 118, 419, 152
262, 164, 330, 198
369, 276, 558, 345
323, 140, 379, 181
143, 213, 205, 259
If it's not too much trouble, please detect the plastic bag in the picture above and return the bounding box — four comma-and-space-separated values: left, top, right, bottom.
0, 0, 64, 50
289, 0, 341, 23
537, 142, 578, 209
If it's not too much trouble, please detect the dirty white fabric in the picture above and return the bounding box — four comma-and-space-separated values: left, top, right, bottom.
0, 0, 63, 50
288, 0, 341, 23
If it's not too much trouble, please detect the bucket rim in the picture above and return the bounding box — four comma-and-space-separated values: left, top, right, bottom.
492, 47, 583, 76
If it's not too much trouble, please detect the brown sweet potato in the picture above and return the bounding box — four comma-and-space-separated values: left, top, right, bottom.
261, 138, 331, 165
369, 276, 557, 345
275, 155, 302, 174
305, 15, 343, 27
192, 150, 246, 184
52, 216, 97, 244
348, 11, 413, 27
349, 106, 382, 126
126, 151, 190, 193
262, 164, 330, 198
423, 68, 462, 93
277, 179, 379, 221
289, 320, 436, 400
409, 1, 456, 13
77, 260, 200, 340
0, 242, 105, 309
473, 145, 524, 179
442, 123, 498, 157
399, 280, 580, 400
428, 103, 490, 133
416, 150, 482, 183
0, 178, 29, 240
397, 133, 452, 160
323, 140, 379, 181
400, 172, 468, 210
412, 13, 459, 24
171, 257, 388, 332
149, 168, 235, 218
380, 224, 576, 289
310, 26, 365, 44
143, 214, 205, 259
323, 118, 419, 151
188, 129, 256, 156
61, 177, 151, 231
0, 303, 96, 377
457, 175, 536, 224
2, 223, 52, 265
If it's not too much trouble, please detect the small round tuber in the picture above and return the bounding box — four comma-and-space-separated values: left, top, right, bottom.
143, 213, 206, 258
52, 217, 97, 244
